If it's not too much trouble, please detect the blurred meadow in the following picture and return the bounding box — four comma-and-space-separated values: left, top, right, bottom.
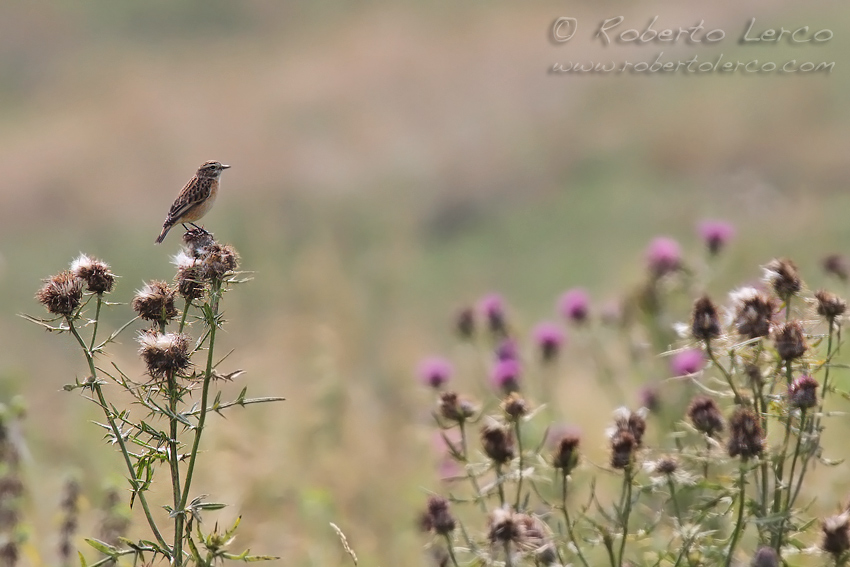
2, 0, 850, 565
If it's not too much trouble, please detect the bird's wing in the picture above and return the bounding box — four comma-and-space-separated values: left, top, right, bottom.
166, 178, 213, 223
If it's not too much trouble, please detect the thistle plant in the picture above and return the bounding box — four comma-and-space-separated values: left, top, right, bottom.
25, 230, 283, 566
415, 222, 850, 567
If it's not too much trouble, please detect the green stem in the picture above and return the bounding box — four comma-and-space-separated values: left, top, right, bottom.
168, 370, 183, 566
178, 280, 223, 531
444, 534, 460, 567
667, 476, 683, 527
561, 474, 591, 567
459, 421, 487, 514
771, 361, 794, 548
774, 408, 808, 550
617, 465, 633, 567
495, 463, 506, 508
705, 341, 741, 404
88, 294, 103, 350
725, 464, 747, 567
65, 317, 169, 552
514, 420, 524, 510
787, 319, 836, 516
179, 297, 192, 334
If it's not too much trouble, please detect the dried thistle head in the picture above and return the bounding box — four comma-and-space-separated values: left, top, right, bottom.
138, 332, 192, 379
132, 280, 178, 322
609, 407, 647, 447
687, 395, 724, 437
513, 513, 551, 557
821, 513, 850, 558
552, 433, 580, 474
654, 456, 678, 476
501, 392, 529, 421
788, 375, 819, 410
610, 430, 637, 470
480, 421, 515, 464
772, 320, 807, 361
691, 295, 721, 341
488, 508, 522, 544
815, 290, 846, 322
420, 496, 455, 536
763, 258, 802, 300
183, 228, 216, 258
173, 251, 206, 301
199, 242, 239, 281
727, 407, 764, 461
36, 271, 83, 316
730, 287, 776, 340
437, 392, 477, 423
70, 254, 115, 294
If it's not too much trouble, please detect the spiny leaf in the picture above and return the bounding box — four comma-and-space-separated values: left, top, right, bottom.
85, 538, 117, 556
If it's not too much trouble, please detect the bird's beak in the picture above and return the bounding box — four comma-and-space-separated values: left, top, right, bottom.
221, 164, 231, 169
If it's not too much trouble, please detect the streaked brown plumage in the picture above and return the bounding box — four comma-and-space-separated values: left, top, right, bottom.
155, 160, 230, 244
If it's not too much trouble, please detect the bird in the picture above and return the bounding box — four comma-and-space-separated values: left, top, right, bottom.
155, 160, 231, 244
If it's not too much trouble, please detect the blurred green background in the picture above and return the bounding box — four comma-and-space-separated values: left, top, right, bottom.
1, 0, 848, 564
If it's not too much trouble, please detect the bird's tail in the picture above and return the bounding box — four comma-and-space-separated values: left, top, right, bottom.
155, 224, 172, 244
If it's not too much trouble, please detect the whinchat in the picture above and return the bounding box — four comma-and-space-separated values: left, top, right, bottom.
155, 160, 231, 244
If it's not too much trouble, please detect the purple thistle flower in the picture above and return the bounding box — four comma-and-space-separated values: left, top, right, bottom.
417, 357, 453, 389
558, 288, 590, 323
495, 338, 519, 361
697, 220, 735, 255
670, 348, 705, 376
646, 236, 682, 277
490, 358, 521, 394
533, 322, 565, 362
479, 293, 507, 335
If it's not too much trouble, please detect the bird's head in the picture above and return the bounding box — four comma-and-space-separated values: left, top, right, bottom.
197, 160, 231, 178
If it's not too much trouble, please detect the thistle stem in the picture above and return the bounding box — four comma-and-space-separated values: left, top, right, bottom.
514, 420, 524, 510
667, 476, 683, 527
444, 534, 460, 567
65, 317, 169, 552
561, 474, 590, 567
168, 370, 183, 565
617, 465, 633, 567
89, 294, 103, 350
458, 421, 487, 514
178, 280, 223, 543
705, 341, 741, 404
725, 463, 747, 567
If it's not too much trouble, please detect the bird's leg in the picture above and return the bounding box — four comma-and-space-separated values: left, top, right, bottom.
189, 223, 209, 234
